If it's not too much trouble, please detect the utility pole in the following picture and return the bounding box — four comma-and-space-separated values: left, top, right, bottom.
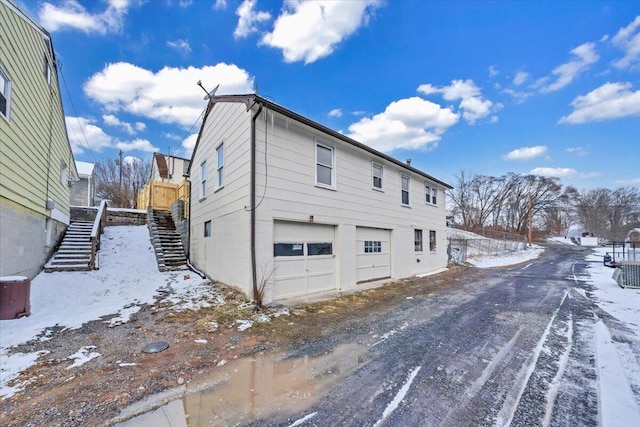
528, 193, 533, 247
118, 149, 123, 203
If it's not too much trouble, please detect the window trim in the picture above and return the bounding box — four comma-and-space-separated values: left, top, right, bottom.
315, 140, 336, 189
401, 174, 411, 206
372, 162, 383, 191
425, 184, 431, 204
431, 188, 437, 205
414, 229, 423, 252
215, 142, 224, 191
199, 161, 207, 201
0, 65, 11, 122
204, 220, 211, 237
429, 230, 437, 252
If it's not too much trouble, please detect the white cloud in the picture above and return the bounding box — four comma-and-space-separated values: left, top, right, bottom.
163, 132, 183, 141
530, 167, 578, 178
213, 0, 227, 10
615, 177, 640, 185
328, 108, 343, 117
489, 65, 499, 77
566, 146, 589, 157
115, 138, 159, 153
84, 62, 254, 127
103, 114, 136, 135
134, 122, 146, 131
234, 0, 271, 39
503, 145, 547, 161
38, 0, 131, 34
123, 155, 142, 166
503, 88, 532, 104
178, 0, 193, 7
418, 79, 498, 124
65, 116, 112, 154
513, 71, 529, 86
538, 42, 599, 93
180, 133, 199, 158
559, 82, 640, 124
261, 0, 381, 64
167, 39, 192, 54
611, 15, 640, 69
346, 96, 459, 152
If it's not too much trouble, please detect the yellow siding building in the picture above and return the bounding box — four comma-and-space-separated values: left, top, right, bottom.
0, 0, 78, 278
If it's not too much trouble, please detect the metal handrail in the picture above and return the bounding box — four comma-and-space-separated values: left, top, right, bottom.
89, 200, 107, 269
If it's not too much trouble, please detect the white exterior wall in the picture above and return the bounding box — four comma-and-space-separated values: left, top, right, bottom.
152, 155, 190, 184
190, 101, 449, 303
189, 103, 253, 295
251, 108, 448, 302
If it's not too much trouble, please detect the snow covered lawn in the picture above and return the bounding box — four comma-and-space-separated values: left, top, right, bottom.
467, 244, 545, 268
1, 225, 215, 399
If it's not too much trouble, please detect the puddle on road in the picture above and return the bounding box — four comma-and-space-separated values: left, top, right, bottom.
115, 343, 367, 427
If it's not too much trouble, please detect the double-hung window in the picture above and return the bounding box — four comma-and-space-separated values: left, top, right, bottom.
414, 229, 423, 252
431, 188, 437, 205
429, 230, 437, 251
425, 185, 431, 203
0, 65, 11, 120
372, 162, 383, 190
200, 161, 207, 199
401, 175, 410, 205
216, 143, 224, 189
316, 141, 334, 188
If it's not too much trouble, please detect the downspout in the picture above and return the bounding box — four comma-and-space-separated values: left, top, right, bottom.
250, 102, 263, 302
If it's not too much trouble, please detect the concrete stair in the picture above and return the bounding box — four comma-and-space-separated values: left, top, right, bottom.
148, 209, 188, 272
45, 221, 94, 272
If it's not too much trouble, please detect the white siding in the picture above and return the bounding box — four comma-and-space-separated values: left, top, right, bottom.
189, 102, 253, 295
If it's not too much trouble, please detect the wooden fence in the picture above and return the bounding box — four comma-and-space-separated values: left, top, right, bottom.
137, 180, 190, 217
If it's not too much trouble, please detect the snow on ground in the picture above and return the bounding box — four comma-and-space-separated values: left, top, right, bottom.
0, 225, 217, 399
467, 245, 545, 268
547, 236, 578, 245
585, 246, 640, 337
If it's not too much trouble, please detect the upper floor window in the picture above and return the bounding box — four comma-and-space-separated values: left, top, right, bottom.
216, 143, 224, 189
316, 141, 334, 188
43, 56, 51, 85
432, 188, 437, 205
425, 185, 431, 203
401, 175, 410, 205
200, 161, 207, 200
372, 162, 383, 190
0, 66, 11, 120
425, 185, 437, 205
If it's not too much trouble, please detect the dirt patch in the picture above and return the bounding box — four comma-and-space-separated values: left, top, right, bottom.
1, 267, 472, 426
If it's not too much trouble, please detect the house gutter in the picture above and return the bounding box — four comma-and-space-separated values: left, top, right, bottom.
250, 102, 264, 302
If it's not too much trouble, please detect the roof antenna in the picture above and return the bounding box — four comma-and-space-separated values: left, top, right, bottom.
197, 81, 219, 100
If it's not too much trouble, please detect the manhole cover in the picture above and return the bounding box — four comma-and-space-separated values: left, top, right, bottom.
142, 341, 169, 354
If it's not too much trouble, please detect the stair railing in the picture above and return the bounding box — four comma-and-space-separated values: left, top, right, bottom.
90, 200, 108, 269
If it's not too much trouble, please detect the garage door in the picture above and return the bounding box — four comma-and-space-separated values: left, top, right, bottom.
356, 227, 391, 283
273, 222, 335, 300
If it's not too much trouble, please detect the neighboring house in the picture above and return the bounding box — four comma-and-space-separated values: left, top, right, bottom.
70, 161, 95, 206
137, 153, 190, 211
627, 228, 640, 244
0, 0, 78, 278
188, 94, 452, 304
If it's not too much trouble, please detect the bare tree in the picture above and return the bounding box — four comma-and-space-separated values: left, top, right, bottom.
95, 156, 152, 208
572, 187, 640, 240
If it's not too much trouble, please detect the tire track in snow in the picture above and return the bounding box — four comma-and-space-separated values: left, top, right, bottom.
373, 366, 421, 426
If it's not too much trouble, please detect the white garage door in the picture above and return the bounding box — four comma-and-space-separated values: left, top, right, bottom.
356, 227, 391, 283
273, 221, 335, 300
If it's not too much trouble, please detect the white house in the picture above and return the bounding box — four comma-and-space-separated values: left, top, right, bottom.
188, 94, 452, 304
70, 161, 95, 206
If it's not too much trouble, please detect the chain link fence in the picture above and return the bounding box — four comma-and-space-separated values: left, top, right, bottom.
447, 227, 527, 264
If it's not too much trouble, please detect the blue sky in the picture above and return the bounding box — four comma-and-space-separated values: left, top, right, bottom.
22, 0, 640, 190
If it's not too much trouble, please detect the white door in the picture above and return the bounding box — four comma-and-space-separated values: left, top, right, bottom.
273, 221, 335, 300
356, 227, 391, 283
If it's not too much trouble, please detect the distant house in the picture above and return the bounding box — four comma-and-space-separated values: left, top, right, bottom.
188, 94, 452, 304
0, 0, 78, 278
627, 228, 640, 244
70, 161, 95, 207
137, 153, 190, 211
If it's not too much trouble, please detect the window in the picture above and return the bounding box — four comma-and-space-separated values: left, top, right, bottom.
425, 185, 431, 203
414, 229, 423, 252
429, 230, 437, 251
372, 163, 383, 190
216, 143, 224, 188
308, 242, 333, 255
200, 161, 207, 199
316, 142, 334, 187
274, 243, 304, 257
0, 66, 10, 120
60, 163, 68, 187
43, 56, 51, 85
204, 220, 211, 237
432, 188, 437, 205
401, 175, 410, 205
364, 241, 382, 253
